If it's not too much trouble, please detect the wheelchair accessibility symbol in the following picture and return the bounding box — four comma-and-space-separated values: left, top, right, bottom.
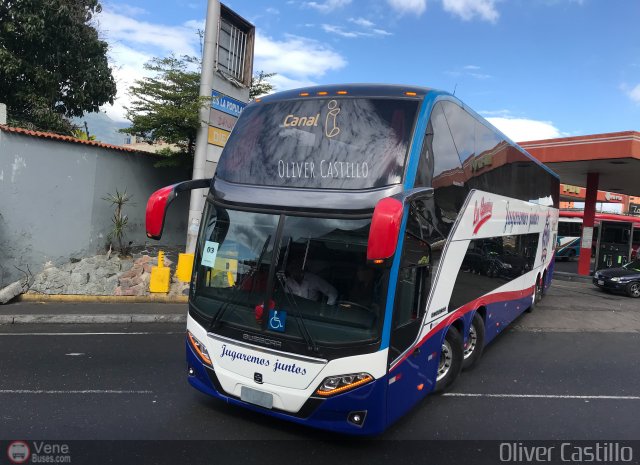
268, 309, 286, 333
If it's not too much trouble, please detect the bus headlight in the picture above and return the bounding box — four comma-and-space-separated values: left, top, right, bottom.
187, 331, 212, 367
315, 373, 373, 397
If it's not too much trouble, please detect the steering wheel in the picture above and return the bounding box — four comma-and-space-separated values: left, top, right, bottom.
336, 300, 370, 312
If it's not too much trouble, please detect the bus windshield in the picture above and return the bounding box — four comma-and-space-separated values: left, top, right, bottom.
215, 97, 419, 190
192, 203, 387, 347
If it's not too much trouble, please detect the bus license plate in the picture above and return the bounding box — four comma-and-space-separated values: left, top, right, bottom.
241, 386, 273, 409
598, 280, 604, 286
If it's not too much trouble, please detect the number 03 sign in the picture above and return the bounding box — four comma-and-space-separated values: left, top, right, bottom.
201, 241, 219, 268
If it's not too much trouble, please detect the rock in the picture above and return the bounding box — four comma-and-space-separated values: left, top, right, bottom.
119, 269, 137, 280
137, 255, 152, 264
70, 272, 89, 286
0, 281, 26, 304
128, 283, 146, 295
130, 265, 143, 276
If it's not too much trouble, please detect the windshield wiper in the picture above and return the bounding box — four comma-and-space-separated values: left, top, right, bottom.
275, 237, 320, 354
208, 235, 272, 331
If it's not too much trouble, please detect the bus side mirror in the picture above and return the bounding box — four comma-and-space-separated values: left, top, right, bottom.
367, 188, 434, 266
367, 198, 404, 265
146, 178, 211, 240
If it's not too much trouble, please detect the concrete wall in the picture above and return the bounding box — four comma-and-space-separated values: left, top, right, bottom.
0, 130, 190, 286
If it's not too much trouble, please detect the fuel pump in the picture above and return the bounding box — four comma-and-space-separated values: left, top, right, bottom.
595, 221, 633, 271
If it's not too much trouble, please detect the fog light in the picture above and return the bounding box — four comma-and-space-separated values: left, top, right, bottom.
188, 366, 195, 376
348, 411, 367, 427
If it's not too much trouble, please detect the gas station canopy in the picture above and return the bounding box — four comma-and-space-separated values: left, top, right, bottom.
519, 131, 640, 198
519, 131, 640, 275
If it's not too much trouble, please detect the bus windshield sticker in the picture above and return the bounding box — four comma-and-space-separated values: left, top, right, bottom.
201, 241, 219, 268
325, 100, 341, 138
268, 309, 287, 333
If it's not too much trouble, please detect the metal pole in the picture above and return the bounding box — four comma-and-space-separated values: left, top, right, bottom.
186, 0, 220, 253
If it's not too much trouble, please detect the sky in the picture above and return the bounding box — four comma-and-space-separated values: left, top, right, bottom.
96, 0, 640, 142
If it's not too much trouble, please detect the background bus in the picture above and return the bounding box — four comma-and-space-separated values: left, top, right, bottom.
557, 211, 640, 260
146, 84, 559, 435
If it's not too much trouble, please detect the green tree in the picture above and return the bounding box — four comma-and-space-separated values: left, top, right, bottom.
0, 0, 117, 134
250, 71, 276, 99
122, 53, 276, 168
121, 55, 202, 168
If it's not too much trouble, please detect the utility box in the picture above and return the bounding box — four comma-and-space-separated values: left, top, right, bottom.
204, 4, 255, 179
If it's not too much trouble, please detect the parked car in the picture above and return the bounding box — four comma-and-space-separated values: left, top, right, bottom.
593, 260, 640, 298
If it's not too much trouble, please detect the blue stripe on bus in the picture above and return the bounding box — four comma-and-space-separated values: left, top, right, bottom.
380, 93, 440, 350
379, 210, 409, 350
402, 92, 442, 189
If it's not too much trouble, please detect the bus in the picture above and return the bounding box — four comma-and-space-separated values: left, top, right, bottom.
146, 84, 560, 435
557, 211, 640, 260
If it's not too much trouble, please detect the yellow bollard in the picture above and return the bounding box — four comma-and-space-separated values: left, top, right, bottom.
149, 250, 171, 293
175, 253, 195, 283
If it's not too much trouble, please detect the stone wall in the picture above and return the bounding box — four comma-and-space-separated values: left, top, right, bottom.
0, 129, 192, 287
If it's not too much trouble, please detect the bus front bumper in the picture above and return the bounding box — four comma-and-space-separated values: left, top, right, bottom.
186, 341, 388, 435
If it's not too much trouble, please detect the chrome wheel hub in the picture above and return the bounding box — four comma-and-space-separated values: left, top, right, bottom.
437, 340, 453, 381
463, 325, 477, 359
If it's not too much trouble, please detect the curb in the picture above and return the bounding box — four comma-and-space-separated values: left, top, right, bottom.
16, 294, 188, 304
553, 271, 593, 284
0, 314, 187, 325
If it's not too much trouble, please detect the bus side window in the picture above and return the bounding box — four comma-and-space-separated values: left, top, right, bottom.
415, 102, 469, 239
389, 206, 431, 361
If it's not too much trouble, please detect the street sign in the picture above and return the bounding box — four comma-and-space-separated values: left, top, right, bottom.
211, 90, 246, 118
209, 108, 237, 132
208, 126, 230, 147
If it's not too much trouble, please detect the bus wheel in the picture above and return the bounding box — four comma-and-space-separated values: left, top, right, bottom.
434, 326, 463, 393
526, 277, 542, 313
462, 313, 485, 370
626, 282, 640, 298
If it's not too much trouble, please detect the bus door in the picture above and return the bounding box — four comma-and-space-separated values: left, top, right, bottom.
595, 221, 633, 271
386, 200, 434, 423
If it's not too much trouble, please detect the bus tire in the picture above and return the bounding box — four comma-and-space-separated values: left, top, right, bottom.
434, 326, 463, 393
462, 313, 485, 371
526, 276, 542, 313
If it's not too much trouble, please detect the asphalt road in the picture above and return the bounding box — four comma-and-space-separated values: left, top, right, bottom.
1, 317, 639, 441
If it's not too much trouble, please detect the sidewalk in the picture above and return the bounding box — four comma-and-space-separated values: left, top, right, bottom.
1, 279, 636, 328
0, 301, 187, 325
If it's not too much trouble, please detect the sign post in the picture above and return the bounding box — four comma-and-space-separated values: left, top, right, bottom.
186, 1, 254, 253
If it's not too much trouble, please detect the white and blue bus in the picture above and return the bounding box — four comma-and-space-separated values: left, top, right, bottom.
146, 84, 560, 435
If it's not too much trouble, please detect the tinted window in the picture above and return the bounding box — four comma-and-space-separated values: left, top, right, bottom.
449, 233, 539, 311
389, 206, 431, 360
439, 101, 559, 208
415, 102, 469, 238
559, 221, 582, 237
442, 100, 476, 167
216, 98, 419, 190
